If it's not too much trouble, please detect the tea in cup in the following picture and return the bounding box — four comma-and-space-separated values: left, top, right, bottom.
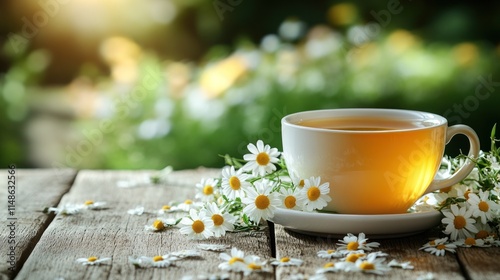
281, 108, 480, 214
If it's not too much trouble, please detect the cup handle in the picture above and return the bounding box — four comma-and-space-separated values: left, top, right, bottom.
424, 125, 480, 194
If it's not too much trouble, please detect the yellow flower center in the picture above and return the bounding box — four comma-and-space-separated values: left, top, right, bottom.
429, 240, 436, 246
464, 237, 476, 246
345, 254, 360, 262
229, 176, 241, 190
440, 186, 452, 193
436, 244, 446, 250
323, 262, 335, 268
153, 219, 165, 230
212, 214, 224, 226
476, 230, 489, 239
280, 257, 290, 263
162, 205, 171, 210
203, 185, 214, 195
478, 201, 489, 212
307, 186, 321, 201
84, 200, 94, 205
153, 256, 163, 262
347, 241, 359, 251
247, 262, 262, 270
256, 152, 270, 166
87, 256, 98, 262
454, 216, 466, 229
359, 261, 375, 270
298, 179, 305, 188
284, 196, 296, 209
464, 190, 471, 199
327, 249, 336, 254
184, 199, 193, 205
229, 257, 244, 264
255, 195, 270, 210
191, 220, 205, 233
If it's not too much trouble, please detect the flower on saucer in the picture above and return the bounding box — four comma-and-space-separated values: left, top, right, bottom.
195, 178, 219, 202
218, 247, 247, 272
454, 237, 490, 248
467, 190, 500, 224
179, 209, 215, 239
76, 256, 111, 266
354, 253, 390, 275
270, 256, 303, 266
279, 187, 303, 211
419, 237, 457, 256
336, 233, 380, 253
297, 176, 331, 212
144, 218, 177, 232
221, 166, 251, 200
242, 179, 281, 223
441, 204, 478, 241
204, 202, 237, 237
317, 249, 343, 259
242, 140, 280, 176
197, 243, 230, 252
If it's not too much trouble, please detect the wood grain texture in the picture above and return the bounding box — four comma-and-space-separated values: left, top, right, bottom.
15, 169, 274, 280
457, 246, 500, 280
274, 225, 468, 280
0, 169, 77, 280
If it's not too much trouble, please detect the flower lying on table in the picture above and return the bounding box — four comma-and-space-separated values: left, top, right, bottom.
166, 140, 332, 239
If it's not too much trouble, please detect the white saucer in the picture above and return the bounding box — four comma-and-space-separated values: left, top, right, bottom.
270, 208, 442, 238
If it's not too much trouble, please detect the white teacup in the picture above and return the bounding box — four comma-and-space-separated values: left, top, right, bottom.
282, 108, 480, 214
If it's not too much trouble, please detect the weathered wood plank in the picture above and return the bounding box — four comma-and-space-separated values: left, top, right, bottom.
274, 225, 469, 280
15, 169, 274, 280
0, 169, 77, 280
457, 247, 500, 280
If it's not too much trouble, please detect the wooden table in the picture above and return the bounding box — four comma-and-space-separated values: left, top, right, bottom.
1, 169, 499, 280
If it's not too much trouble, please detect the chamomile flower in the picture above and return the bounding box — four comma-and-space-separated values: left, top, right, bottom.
315, 261, 343, 273
454, 237, 490, 247
242, 140, 280, 176
197, 243, 230, 252
218, 247, 247, 272
128, 255, 174, 268
467, 190, 500, 224
279, 187, 303, 210
342, 252, 366, 263
221, 166, 251, 199
354, 253, 390, 275
158, 204, 175, 214
176, 199, 203, 212
196, 178, 219, 202
441, 204, 478, 240
168, 249, 202, 259
388, 259, 414, 269
419, 237, 457, 256
144, 218, 177, 232
270, 256, 303, 266
297, 176, 331, 212
46, 204, 81, 215
317, 249, 343, 259
336, 233, 380, 253
204, 202, 236, 237
242, 179, 281, 223
81, 200, 106, 210
127, 206, 145, 215
179, 209, 215, 239
242, 255, 268, 276
76, 256, 111, 266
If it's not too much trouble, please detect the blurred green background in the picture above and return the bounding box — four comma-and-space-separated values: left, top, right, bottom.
1, 0, 499, 170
